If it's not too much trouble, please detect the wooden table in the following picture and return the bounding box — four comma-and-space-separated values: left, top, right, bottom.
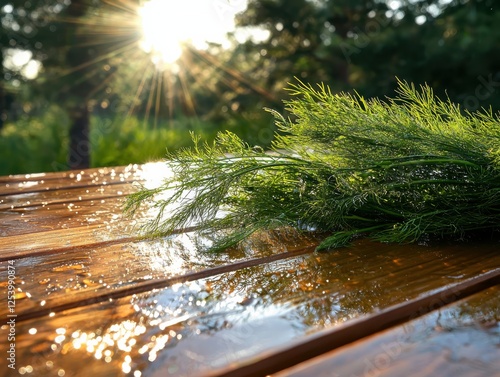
1, 163, 499, 377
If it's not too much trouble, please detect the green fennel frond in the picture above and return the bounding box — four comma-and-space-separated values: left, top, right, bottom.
125, 80, 500, 251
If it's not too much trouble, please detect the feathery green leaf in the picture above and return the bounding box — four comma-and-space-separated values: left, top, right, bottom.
125, 80, 500, 251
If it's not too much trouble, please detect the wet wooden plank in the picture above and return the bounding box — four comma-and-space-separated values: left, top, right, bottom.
0, 234, 316, 319
0, 164, 145, 195
273, 285, 500, 377
1, 234, 498, 319
0, 165, 140, 184
0, 197, 130, 237
2, 242, 499, 377
0, 224, 137, 260
0, 184, 150, 255
0, 182, 137, 210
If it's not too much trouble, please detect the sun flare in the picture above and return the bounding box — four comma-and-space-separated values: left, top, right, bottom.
139, 0, 246, 67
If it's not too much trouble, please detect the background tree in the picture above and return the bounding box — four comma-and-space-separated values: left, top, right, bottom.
0, 1, 50, 128
353, 0, 500, 107
1, 0, 142, 169
231, 0, 500, 111
1, 0, 499, 175
37, 0, 142, 169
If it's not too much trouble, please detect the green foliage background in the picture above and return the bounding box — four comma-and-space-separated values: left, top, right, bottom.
1, 0, 499, 174
0, 106, 69, 175
0, 106, 276, 175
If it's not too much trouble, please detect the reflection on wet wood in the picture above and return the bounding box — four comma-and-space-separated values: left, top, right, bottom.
0, 162, 499, 377
209, 269, 500, 377
0, 224, 137, 260
0, 182, 137, 210
0, 197, 130, 236
0, 165, 142, 195
274, 285, 500, 377
0, 165, 141, 183
5, 252, 499, 377
0, 242, 317, 321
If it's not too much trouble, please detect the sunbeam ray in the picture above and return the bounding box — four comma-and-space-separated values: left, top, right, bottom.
143, 66, 159, 128
154, 68, 163, 129
126, 59, 155, 119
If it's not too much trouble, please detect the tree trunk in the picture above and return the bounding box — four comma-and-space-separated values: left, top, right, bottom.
0, 48, 5, 130
65, 0, 91, 170
68, 105, 90, 169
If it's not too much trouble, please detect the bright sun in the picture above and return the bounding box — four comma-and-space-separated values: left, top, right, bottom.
139, 0, 246, 66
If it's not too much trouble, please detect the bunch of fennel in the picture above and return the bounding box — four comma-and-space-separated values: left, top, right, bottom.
125, 80, 500, 251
